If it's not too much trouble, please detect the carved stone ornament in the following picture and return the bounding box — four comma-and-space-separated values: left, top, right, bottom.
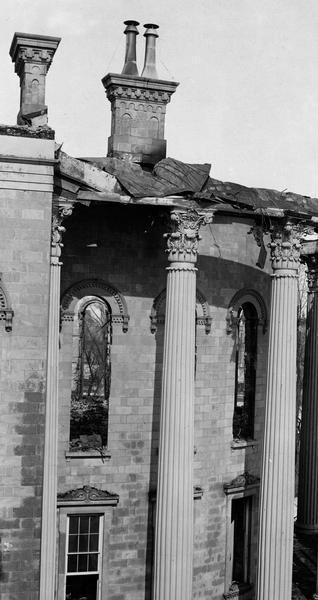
248, 223, 268, 269
269, 220, 302, 271
164, 209, 214, 263
51, 203, 73, 265
106, 85, 172, 104
223, 471, 260, 494
305, 254, 318, 291
226, 289, 268, 335
0, 274, 14, 332
57, 485, 119, 507
150, 287, 212, 334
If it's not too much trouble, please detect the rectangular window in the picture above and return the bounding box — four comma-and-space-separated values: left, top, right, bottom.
65, 514, 103, 600
231, 497, 252, 585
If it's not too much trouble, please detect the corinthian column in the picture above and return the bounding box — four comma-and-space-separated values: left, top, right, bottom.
153, 209, 212, 600
297, 255, 318, 533
39, 203, 72, 600
257, 221, 301, 600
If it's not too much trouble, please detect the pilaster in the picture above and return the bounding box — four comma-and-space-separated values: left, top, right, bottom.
297, 254, 318, 533
153, 209, 212, 600
39, 200, 73, 600
257, 220, 301, 600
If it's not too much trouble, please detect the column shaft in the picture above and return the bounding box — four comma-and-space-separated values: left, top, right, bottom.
153, 209, 212, 600
257, 221, 301, 600
39, 258, 61, 599
39, 206, 71, 600
297, 260, 318, 532
154, 264, 196, 600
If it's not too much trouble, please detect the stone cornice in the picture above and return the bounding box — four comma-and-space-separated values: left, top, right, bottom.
103, 73, 179, 104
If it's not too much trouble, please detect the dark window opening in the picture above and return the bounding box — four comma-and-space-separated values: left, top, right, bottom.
66, 514, 101, 600
231, 497, 252, 585
233, 302, 258, 440
70, 298, 111, 451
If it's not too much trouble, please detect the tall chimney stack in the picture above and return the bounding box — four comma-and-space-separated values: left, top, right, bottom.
141, 24, 159, 79
102, 21, 178, 167
9, 32, 60, 127
122, 20, 139, 76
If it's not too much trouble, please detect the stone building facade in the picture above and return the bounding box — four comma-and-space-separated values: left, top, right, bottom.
0, 21, 317, 600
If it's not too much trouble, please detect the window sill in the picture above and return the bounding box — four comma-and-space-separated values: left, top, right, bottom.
65, 449, 111, 461
231, 439, 258, 450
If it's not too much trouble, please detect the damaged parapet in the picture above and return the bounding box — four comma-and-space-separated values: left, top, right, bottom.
10, 32, 61, 127
102, 21, 179, 167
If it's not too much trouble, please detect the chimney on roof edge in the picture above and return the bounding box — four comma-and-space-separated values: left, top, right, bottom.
102, 21, 179, 167
122, 20, 139, 76
141, 24, 159, 79
9, 32, 60, 127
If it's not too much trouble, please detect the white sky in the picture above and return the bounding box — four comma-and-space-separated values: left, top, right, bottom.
1, 0, 318, 197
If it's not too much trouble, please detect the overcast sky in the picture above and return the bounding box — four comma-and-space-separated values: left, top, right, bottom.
1, 0, 318, 197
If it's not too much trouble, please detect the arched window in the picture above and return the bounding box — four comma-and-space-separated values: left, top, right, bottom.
233, 302, 258, 440
70, 297, 111, 451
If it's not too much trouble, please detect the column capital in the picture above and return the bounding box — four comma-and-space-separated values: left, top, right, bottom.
269, 220, 302, 272
303, 254, 318, 291
51, 202, 73, 265
164, 209, 214, 263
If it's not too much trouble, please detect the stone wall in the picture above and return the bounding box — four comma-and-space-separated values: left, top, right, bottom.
0, 131, 54, 600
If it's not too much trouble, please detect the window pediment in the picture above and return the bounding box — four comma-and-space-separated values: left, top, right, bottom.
57, 485, 119, 507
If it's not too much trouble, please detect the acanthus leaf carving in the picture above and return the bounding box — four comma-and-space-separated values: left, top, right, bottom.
269, 220, 303, 271
164, 209, 214, 263
51, 203, 74, 265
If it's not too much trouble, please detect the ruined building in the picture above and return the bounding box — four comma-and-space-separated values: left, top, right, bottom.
0, 20, 318, 600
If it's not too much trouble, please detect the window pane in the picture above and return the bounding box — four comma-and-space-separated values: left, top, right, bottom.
79, 534, 89, 552
88, 553, 98, 572
68, 534, 78, 553
90, 516, 99, 534
67, 554, 78, 573
79, 516, 89, 534
89, 534, 99, 552
69, 515, 79, 534
66, 574, 98, 600
78, 553, 89, 572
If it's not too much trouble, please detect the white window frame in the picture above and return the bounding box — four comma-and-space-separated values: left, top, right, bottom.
57, 488, 119, 600
64, 512, 104, 599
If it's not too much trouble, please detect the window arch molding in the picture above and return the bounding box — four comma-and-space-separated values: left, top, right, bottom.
150, 287, 212, 334
60, 279, 129, 333
226, 288, 268, 335
0, 274, 14, 332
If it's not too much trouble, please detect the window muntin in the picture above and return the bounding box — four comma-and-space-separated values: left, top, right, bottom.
233, 302, 258, 440
65, 514, 103, 600
70, 297, 111, 451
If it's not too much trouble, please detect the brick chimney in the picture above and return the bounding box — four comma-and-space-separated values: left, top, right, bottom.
10, 32, 60, 127
102, 21, 178, 167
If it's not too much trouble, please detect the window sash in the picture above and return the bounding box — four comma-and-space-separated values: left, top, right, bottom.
65, 514, 103, 583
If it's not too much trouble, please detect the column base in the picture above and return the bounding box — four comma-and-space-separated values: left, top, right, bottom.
295, 520, 318, 535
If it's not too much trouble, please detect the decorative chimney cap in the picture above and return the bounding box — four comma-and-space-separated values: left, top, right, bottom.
144, 23, 159, 37
122, 20, 139, 76
124, 20, 140, 30
10, 32, 61, 75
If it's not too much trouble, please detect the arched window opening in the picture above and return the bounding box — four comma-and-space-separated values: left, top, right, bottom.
70, 297, 111, 452
233, 302, 258, 440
